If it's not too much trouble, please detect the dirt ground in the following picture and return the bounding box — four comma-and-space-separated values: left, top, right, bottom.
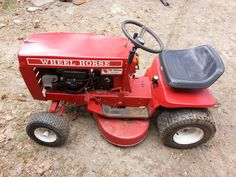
0, 0, 236, 176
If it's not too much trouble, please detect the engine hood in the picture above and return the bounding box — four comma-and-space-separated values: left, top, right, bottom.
18, 32, 133, 60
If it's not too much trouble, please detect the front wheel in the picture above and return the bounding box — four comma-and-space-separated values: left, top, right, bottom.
26, 112, 69, 147
157, 109, 216, 149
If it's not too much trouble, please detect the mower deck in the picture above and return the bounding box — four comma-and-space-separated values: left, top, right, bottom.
93, 113, 149, 147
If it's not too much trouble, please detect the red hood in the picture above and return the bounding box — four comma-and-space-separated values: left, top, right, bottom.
18, 33, 133, 59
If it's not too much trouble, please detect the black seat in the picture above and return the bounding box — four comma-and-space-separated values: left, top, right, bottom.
160, 45, 224, 89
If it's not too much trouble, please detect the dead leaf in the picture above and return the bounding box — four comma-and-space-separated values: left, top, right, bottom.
26, 158, 35, 168
0, 119, 6, 126
24, 112, 31, 118
0, 168, 4, 177
4, 125, 14, 141
0, 23, 6, 29
17, 37, 24, 40
36, 168, 44, 176
5, 115, 15, 121
1, 94, 7, 100
1, 128, 6, 134
0, 133, 6, 143
16, 94, 27, 102
73, 0, 86, 5
36, 159, 53, 176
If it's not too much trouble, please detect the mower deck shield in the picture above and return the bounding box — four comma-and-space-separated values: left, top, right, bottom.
93, 114, 149, 147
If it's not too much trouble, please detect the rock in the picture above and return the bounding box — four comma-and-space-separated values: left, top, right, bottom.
111, 4, 126, 15
31, 0, 55, 7
0, 23, 6, 29
13, 19, 21, 24
73, 0, 86, 5
27, 6, 40, 12
34, 20, 40, 28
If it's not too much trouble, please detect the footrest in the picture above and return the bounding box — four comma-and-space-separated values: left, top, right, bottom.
88, 101, 150, 119
93, 113, 149, 147
102, 105, 149, 118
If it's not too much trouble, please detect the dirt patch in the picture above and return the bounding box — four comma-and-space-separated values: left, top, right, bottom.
0, 0, 236, 177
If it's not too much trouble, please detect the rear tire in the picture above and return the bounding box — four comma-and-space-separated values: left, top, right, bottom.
157, 109, 216, 149
26, 112, 69, 147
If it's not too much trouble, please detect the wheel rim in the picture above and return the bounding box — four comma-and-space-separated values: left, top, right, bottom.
173, 127, 204, 145
34, 127, 57, 143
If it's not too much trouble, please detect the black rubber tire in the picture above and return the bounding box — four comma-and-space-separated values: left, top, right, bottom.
26, 112, 69, 147
157, 109, 216, 149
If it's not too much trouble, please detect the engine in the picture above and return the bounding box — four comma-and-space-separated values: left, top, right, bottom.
41, 69, 113, 94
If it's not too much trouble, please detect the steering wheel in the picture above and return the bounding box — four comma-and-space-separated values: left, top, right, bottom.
121, 20, 164, 53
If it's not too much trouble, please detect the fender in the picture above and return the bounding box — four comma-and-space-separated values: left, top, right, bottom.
145, 57, 216, 112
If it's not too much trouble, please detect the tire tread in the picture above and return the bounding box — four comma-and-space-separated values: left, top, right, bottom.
26, 112, 69, 147
157, 109, 216, 148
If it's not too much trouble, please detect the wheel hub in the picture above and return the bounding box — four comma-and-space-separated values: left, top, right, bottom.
173, 127, 204, 145
34, 127, 57, 143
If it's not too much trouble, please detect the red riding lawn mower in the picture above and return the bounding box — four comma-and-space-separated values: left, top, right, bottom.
18, 20, 224, 149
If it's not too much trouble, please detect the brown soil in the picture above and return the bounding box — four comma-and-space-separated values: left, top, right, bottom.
0, 0, 235, 176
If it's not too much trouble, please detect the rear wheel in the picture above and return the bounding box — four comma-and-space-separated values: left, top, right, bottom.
26, 112, 69, 147
157, 109, 216, 149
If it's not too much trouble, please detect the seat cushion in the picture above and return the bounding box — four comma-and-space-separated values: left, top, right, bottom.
159, 45, 224, 89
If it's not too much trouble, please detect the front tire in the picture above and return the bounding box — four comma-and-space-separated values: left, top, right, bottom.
157, 109, 216, 149
26, 112, 69, 147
